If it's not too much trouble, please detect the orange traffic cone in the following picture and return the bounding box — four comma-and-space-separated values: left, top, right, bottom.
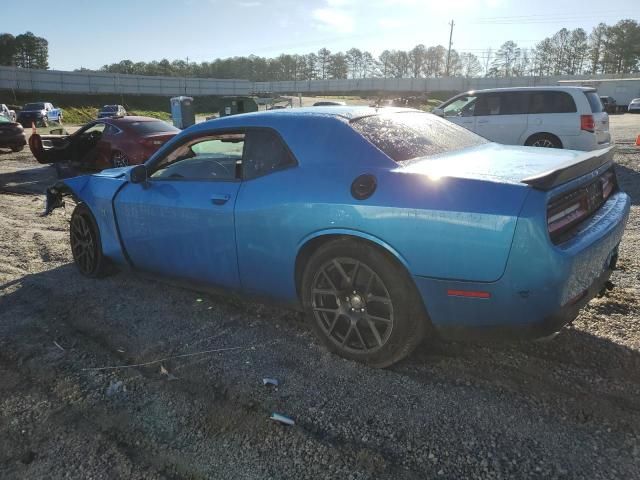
636, 134, 640, 147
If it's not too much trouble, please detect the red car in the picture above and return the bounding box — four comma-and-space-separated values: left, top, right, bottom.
29, 116, 179, 169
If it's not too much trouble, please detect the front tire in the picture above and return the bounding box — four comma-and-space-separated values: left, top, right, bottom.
301, 238, 428, 368
11, 145, 24, 152
70, 204, 108, 277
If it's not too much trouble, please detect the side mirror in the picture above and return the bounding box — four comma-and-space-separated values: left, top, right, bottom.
432, 107, 444, 117
129, 164, 147, 184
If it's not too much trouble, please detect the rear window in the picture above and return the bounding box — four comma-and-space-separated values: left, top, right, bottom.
529, 92, 576, 114
24, 103, 45, 110
102, 105, 118, 112
0, 116, 12, 124
128, 120, 179, 135
351, 112, 488, 162
585, 92, 604, 113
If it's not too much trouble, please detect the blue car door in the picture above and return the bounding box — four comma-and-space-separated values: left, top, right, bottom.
113, 132, 245, 289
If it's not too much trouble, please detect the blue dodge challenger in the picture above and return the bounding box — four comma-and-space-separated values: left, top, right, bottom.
45, 107, 630, 367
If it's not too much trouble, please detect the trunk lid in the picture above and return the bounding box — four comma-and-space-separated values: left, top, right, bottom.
395, 143, 614, 190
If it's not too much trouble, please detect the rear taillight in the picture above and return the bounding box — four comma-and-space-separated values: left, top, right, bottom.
600, 171, 615, 199
547, 194, 589, 240
580, 114, 595, 132
547, 169, 617, 244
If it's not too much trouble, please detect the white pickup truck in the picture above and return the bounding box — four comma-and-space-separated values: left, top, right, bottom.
0, 104, 16, 122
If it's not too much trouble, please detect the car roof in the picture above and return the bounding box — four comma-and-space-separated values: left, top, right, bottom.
212, 106, 420, 122
460, 86, 595, 95
106, 115, 164, 123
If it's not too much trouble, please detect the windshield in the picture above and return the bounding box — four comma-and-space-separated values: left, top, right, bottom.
128, 120, 179, 135
351, 112, 488, 162
0, 116, 12, 124
24, 103, 45, 111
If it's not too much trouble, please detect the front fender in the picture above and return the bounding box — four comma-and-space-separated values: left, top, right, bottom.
43, 172, 130, 264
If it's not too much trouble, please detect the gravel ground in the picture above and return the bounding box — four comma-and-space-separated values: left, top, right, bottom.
1, 115, 639, 479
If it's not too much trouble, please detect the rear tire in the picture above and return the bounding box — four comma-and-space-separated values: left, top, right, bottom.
525, 133, 562, 149
10, 145, 24, 152
301, 238, 428, 368
70, 204, 109, 278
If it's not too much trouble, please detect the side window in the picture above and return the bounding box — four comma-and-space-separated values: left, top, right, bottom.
529, 92, 577, 114
151, 133, 244, 181
242, 130, 296, 180
84, 123, 106, 134
501, 92, 530, 115
443, 95, 477, 117
474, 94, 501, 116
104, 124, 121, 135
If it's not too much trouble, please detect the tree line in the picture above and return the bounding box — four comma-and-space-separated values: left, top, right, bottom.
96, 19, 639, 81
0, 32, 49, 69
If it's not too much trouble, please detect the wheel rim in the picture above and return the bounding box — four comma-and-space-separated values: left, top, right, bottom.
532, 138, 555, 148
113, 152, 129, 168
311, 257, 394, 354
70, 214, 97, 274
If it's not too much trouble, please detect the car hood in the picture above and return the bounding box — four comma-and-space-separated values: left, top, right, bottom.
395, 143, 612, 187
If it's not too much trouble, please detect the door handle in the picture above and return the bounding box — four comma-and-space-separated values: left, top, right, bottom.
477, 119, 489, 124
211, 194, 230, 205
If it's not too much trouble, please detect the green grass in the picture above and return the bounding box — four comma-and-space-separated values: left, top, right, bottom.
418, 98, 444, 112
127, 110, 171, 121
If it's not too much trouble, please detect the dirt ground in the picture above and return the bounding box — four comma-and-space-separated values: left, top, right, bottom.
1, 115, 639, 479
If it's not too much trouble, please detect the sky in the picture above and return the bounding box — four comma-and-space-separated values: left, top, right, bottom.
3, 0, 639, 71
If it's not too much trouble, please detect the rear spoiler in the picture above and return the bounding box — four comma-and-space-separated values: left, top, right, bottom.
522, 146, 614, 190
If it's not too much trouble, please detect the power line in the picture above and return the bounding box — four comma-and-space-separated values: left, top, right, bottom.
445, 20, 455, 77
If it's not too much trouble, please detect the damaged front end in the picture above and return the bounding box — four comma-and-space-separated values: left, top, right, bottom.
43, 181, 74, 215
42, 175, 91, 216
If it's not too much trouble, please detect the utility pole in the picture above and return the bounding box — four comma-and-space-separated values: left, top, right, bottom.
445, 20, 454, 77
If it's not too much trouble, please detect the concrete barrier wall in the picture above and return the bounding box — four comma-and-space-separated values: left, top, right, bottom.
254, 74, 639, 95
1, 66, 637, 101
0, 66, 252, 96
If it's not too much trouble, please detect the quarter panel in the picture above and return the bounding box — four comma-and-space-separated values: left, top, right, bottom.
235, 164, 529, 302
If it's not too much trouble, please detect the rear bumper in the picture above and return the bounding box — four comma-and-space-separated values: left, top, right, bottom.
432, 260, 615, 341
414, 190, 630, 341
563, 132, 611, 151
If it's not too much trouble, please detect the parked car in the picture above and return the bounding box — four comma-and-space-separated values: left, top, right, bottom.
599, 96, 617, 114
17, 102, 63, 127
44, 107, 630, 367
0, 116, 27, 152
628, 98, 640, 113
98, 104, 127, 119
313, 101, 347, 106
29, 116, 179, 169
0, 103, 16, 122
433, 87, 610, 151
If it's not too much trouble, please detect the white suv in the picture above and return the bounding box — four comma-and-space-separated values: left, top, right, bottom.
433, 87, 610, 151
